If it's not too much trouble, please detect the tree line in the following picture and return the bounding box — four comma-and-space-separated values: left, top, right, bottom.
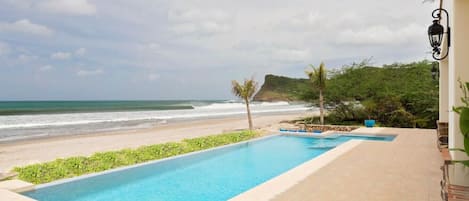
302, 60, 439, 128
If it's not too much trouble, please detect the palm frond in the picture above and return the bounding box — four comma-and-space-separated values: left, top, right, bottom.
305, 62, 327, 90
244, 78, 258, 98
231, 78, 258, 100
231, 80, 244, 97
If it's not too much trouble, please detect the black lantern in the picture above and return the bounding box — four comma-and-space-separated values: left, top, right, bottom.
428, 20, 444, 53
431, 62, 439, 80
428, 8, 450, 60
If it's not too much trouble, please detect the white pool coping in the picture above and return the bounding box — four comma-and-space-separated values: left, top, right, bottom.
0, 180, 36, 201
229, 139, 364, 201
0, 179, 34, 193
0, 189, 37, 201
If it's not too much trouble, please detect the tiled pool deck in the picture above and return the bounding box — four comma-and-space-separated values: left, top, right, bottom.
235, 127, 441, 201
0, 127, 442, 201
0, 180, 35, 201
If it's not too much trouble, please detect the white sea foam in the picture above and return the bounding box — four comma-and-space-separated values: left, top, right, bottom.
0, 102, 311, 131
193, 102, 245, 110
259, 101, 289, 106
193, 101, 290, 110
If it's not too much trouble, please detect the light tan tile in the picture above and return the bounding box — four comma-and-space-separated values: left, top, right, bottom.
233, 128, 442, 201
0, 179, 34, 193
0, 189, 36, 201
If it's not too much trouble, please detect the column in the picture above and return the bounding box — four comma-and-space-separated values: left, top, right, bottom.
448, 0, 469, 186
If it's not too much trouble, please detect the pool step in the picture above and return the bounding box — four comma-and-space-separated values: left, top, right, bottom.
0, 179, 35, 193
0, 189, 36, 201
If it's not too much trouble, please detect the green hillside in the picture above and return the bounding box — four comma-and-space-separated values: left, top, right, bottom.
253, 74, 310, 101
253, 60, 439, 128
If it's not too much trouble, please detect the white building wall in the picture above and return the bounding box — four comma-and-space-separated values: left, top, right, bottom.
447, 0, 469, 186
440, 59, 449, 122
439, 0, 452, 123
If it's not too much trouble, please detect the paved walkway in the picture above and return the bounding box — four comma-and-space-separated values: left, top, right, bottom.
271, 128, 442, 201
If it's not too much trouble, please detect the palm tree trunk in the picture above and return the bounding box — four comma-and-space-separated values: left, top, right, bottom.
245, 98, 253, 131
319, 89, 324, 125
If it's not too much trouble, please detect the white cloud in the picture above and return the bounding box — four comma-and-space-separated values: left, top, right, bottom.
147, 43, 161, 50
4, 0, 33, 9
77, 69, 103, 77
170, 22, 231, 35
168, 9, 232, 35
0, 0, 437, 99
75, 48, 86, 56
168, 9, 230, 23
18, 54, 38, 62
276, 10, 322, 31
147, 73, 160, 81
234, 41, 311, 63
38, 0, 97, 15
0, 42, 10, 56
336, 23, 425, 46
50, 48, 86, 60
40, 65, 53, 71
50, 47, 86, 60
51, 52, 71, 60
0, 19, 53, 36
272, 48, 311, 63
140, 43, 162, 54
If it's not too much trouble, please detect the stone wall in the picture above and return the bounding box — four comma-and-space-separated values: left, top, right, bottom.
296, 124, 359, 132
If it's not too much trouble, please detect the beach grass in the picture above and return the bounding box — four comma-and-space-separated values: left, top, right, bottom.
14, 130, 258, 184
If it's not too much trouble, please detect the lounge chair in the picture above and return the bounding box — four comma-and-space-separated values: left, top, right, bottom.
440, 151, 469, 201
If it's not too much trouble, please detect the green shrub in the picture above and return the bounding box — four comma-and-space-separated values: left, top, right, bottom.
367, 95, 417, 128
326, 102, 367, 125
387, 108, 416, 128
14, 131, 257, 184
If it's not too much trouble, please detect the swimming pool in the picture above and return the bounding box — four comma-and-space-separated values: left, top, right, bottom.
23, 134, 394, 201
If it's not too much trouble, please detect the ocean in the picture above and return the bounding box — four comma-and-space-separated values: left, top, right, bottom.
0, 100, 311, 142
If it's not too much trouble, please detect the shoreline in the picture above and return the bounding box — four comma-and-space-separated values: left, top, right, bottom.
0, 110, 308, 144
0, 104, 313, 143
0, 112, 312, 172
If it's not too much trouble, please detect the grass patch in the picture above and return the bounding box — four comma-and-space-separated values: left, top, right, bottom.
14, 130, 258, 184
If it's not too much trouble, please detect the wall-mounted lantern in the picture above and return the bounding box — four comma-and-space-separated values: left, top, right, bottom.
428, 8, 450, 60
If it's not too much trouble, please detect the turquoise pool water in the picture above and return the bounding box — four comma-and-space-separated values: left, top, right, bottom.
23, 134, 394, 201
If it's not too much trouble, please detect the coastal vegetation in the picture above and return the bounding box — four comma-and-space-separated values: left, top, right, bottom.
253, 75, 310, 101
306, 62, 327, 125
14, 131, 258, 184
254, 60, 438, 128
232, 78, 258, 130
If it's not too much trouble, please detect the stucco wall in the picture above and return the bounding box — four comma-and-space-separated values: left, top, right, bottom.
447, 0, 469, 186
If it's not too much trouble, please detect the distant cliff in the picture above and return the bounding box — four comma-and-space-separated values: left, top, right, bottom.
253, 74, 310, 102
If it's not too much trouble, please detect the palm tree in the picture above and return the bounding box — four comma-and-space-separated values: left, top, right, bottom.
231, 78, 258, 131
306, 62, 327, 125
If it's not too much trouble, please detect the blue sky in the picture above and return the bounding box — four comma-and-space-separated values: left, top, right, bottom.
0, 0, 436, 100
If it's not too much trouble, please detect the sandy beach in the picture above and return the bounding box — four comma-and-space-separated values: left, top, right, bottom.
0, 113, 309, 172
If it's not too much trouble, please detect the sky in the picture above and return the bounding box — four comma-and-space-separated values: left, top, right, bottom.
0, 0, 437, 100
